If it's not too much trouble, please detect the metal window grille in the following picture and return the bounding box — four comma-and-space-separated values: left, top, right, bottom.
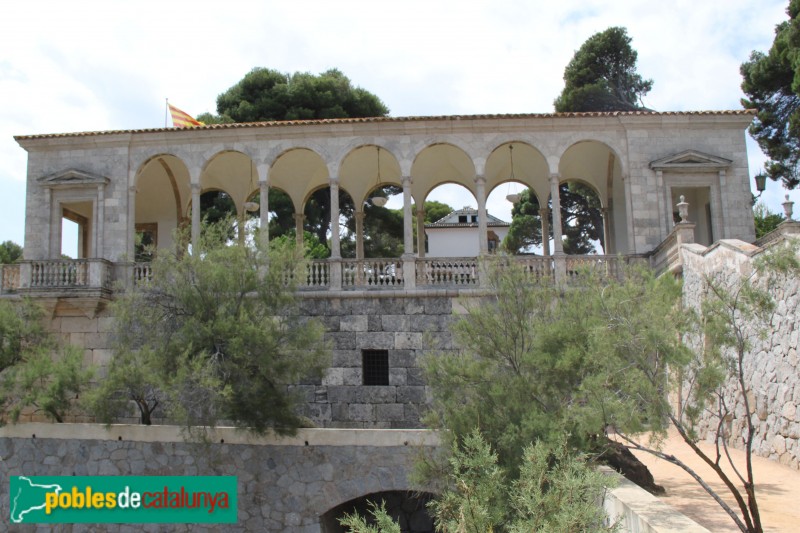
362, 349, 389, 386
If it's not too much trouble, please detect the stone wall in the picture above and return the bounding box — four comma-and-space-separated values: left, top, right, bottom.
15, 291, 466, 429
294, 292, 462, 429
0, 423, 437, 532
680, 232, 800, 468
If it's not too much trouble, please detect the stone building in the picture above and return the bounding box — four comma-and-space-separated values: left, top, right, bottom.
0, 109, 771, 531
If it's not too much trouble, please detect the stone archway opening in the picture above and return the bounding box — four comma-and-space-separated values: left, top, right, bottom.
320, 491, 436, 533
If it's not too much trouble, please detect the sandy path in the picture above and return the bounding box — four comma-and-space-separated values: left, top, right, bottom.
625, 430, 800, 532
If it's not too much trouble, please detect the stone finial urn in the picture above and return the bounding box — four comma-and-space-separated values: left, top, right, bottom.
676, 195, 689, 223
783, 194, 794, 221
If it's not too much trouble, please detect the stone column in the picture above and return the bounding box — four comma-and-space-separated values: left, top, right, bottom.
623, 174, 636, 253
539, 208, 550, 257
601, 207, 611, 255
128, 186, 137, 261
416, 208, 425, 258
259, 180, 269, 244
549, 173, 564, 254
402, 176, 413, 256
476, 176, 488, 255
43, 187, 53, 258
96, 184, 105, 259
355, 210, 365, 260
191, 183, 201, 252
294, 213, 305, 248
329, 178, 341, 259
401, 176, 416, 289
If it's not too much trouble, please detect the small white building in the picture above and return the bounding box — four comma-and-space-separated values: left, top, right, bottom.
425, 207, 510, 257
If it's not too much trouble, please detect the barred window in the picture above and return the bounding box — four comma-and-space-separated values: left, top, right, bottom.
362, 349, 389, 386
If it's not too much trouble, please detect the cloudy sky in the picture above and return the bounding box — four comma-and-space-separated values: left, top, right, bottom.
0, 0, 794, 250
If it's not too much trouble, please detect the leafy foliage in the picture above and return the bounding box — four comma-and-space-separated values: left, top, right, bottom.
342, 432, 614, 533
503, 183, 604, 255
753, 201, 785, 239
422, 261, 688, 477
555, 27, 652, 112
0, 240, 22, 264
203, 68, 389, 123
87, 220, 330, 433
741, 1, 800, 189
0, 299, 92, 423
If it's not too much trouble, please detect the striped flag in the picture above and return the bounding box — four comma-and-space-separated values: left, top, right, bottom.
168, 104, 204, 128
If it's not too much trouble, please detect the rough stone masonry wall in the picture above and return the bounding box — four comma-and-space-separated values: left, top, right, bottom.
681, 238, 800, 468
17, 292, 463, 429
0, 424, 436, 532
293, 293, 461, 429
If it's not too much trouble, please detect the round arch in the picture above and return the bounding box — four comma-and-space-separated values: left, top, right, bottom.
339, 144, 402, 206
411, 143, 476, 204
134, 154, 192, 255
320, 490, 436, 533
201, 150, 258, 215
558, 140, 627, 254
268, 147, 329, 214
485, 141, 550, 203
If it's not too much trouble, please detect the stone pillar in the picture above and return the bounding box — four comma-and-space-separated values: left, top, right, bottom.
623, 174, 636, 253
416, 208, 425, 258
43, 187, 53, 258
128, 186, 137, 261
402, 176, 413, 257
191, 183, 201, 252
601, 207, 611, 255
96, 184, 105, 259
476, 176, 488, 255
549, 173, 564, 254
539, 207, 550, 257
329, 179, 341, 259
355, 210, 365, 260
259, 180, 269, 244
294, 213, 305, 248
401, 176, 416, 289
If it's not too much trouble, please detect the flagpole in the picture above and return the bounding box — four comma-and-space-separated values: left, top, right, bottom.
165, 98, 169, 127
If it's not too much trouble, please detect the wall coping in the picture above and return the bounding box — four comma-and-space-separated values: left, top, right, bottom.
601, 467, 711, 533
0, 423, 440, 447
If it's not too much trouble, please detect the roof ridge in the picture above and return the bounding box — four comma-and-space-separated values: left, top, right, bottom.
15, 109, 757, 141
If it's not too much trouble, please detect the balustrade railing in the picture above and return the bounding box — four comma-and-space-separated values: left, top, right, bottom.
6, 254, 658, 296
564, 255, 649, 282
305, 261, 330, 289
417, 257, 478, 287
1, 264, 20, 294
132, 263, 153, 285
341, 259, 403, 288
30, 260, 89, 287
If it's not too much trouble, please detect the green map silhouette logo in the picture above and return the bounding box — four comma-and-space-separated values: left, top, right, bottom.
10, 476, 63, 523
7, 476, 237, 524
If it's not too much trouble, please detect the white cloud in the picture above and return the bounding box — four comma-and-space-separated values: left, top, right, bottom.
0, 0, 795, 247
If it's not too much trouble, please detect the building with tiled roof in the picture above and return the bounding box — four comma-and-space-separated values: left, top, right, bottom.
425, 206, 510, 256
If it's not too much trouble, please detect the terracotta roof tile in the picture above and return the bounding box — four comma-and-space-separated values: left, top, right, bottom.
14, 109, 757, 141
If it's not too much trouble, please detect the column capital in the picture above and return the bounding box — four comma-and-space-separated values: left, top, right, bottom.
549, 172, 561, 183
538, 207, 550, 216
354, 210, 366, 221
190, 183, 201, 192
128, 186, 138, 194
401, 175, 412, 187
474, 175, 486, 186
293, 213, 306, 223
329, 177, 339, 188
415, 208, 425, 217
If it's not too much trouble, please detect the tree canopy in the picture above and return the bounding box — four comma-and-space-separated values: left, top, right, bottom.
0, 299, 91, 424
199, 68, 389, 124
0, 241, 22, 264
554, 26, 652, 112
502, 184, 604, 255
741, 1, 800, 189
88, 221, 330, 432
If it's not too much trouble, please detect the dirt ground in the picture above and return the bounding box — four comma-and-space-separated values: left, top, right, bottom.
625, 429, 800, 532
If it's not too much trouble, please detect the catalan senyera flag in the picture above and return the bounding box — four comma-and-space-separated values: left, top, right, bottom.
168, 104, 204, 128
